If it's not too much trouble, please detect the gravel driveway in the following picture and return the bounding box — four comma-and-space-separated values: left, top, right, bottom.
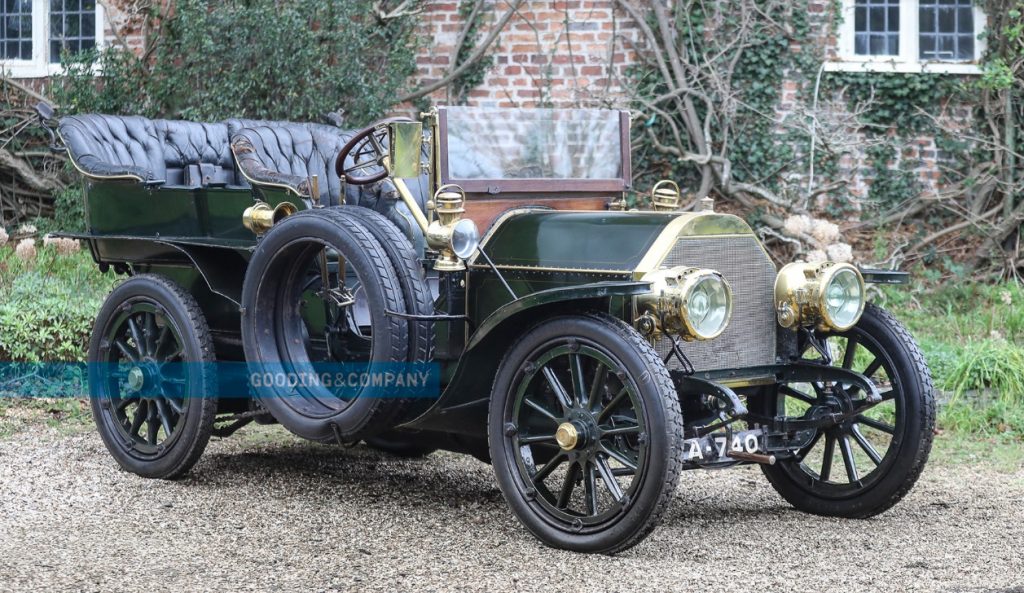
1, 423, 1022, 593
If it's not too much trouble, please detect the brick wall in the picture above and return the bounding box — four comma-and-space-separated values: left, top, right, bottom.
413, 0, 973, 205
414, 0, 639, 108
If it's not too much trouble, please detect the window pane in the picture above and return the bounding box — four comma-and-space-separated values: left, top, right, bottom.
869, 6, 885, 30
869, 34, 887, 54
855, 34, 868, 55
937, 7, 955, 32
50, 0, 98, 62
920, 35, 935, 56
920, 7, 935, 32
919, 0, 975, 61
957, 34, 974, 59
958, 7, 973, 31
854, 0, 900, 56
0, 0, 31, 60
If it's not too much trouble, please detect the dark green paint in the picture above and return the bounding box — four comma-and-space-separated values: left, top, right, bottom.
480, 210, 675, 270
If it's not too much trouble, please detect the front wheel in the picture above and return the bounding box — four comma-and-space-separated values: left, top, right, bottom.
488, 314, 684, 554
759, 303, 936, 518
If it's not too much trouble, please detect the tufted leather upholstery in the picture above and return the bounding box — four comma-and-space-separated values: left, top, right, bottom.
153, 120, 235, 186
59, 114, 429, 216
59, 115, 166, 182
230, 123, 361, 206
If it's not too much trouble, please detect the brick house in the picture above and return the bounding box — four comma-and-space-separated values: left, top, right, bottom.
2, 0, 988, 203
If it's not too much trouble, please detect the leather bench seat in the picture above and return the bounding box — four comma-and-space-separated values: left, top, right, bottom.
59, 115, 361, 202
59, 113, 429, 214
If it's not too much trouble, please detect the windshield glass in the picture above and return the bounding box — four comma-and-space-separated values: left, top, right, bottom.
443, 107, 623, 181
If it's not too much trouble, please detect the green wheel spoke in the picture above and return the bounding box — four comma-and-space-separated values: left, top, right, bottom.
842, 336, 859, 369
838, 435, 860, 483
541, 367, 573, 412
594, 456, 624, 502
600, 424, 640, 437
850, 424, 883, 466
155, 398, 174, 437
596, 386, 628, 423
129, 401, 147, 436
532, 452, 566, 483
819, 435, 836, 481
584, 462, 599, 516
113, 339, 138, 362
523, 397, 560, 424
127, 317, 145, 356
857, 415, 896, 435
568, 353, 587, 408
163, 396, 184, 415
116, 395, 139, 413
588, 364, 607, 411
556, 463, 581, 509
779, 385, 816, 405
862, 357, 882, 379
600, 443, 638, 472
519, 433, 557, 445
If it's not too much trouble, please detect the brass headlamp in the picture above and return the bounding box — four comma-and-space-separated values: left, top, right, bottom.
426, 184, 480, 272
636, 266, 733, 341
775, 261, 865, 331
242, 201, 297, 235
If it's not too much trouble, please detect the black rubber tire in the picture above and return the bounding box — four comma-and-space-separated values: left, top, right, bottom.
240, 207, 410, 442
364, 429, 439, 458
88, 274, 217, 480
760, 303, 936, 518
488, 313, 684, 554
337, 206, 434, 364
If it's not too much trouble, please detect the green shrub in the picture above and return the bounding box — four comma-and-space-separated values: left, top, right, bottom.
0, 246, 116, 362
52, 0, 423, 124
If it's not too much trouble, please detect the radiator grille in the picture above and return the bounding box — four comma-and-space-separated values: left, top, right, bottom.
655, 236, 777, 371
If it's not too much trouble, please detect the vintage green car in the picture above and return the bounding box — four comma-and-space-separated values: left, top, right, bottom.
40, 103, 934, 554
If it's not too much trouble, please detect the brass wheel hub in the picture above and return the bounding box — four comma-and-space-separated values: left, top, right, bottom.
126, 366, 146, 393
555, 422, 579, 450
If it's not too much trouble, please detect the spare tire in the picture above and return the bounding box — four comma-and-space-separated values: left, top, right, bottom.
241, 207, 413, 442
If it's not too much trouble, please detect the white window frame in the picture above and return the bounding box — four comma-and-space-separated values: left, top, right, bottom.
1, 0, 105, 78
826, 0, 986, 74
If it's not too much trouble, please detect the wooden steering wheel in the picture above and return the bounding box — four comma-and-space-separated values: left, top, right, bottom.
334, 117, 415, 185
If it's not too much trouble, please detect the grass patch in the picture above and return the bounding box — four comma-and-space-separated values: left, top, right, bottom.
879, 282, 1024, 438
0, 397, 93, 439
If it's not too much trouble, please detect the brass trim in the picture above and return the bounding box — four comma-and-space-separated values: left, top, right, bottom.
466, 262, 633, 275
59, 130, 147, 183
242, 200, 297, 235
636, 266, 734, 341
392, 177, 430, 232
718, 375, 776, 388
774, 262, 866, 332
229, 144, 307, 198
555, 422, 579, 450
632, 213, 766, 278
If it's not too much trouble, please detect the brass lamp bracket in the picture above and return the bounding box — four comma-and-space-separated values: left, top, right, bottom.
651, 179, 682, 211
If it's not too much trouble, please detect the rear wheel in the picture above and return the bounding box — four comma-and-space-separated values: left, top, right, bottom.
88, 275, 217, 479
759, 303, 935, 517
489, 314, 684, 554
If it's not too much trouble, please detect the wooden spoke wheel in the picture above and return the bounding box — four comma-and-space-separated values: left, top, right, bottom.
759, 303, 936, 517
88, 275, 217, 479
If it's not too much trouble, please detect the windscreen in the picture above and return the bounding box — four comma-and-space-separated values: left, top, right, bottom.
443, 107, 624, 181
